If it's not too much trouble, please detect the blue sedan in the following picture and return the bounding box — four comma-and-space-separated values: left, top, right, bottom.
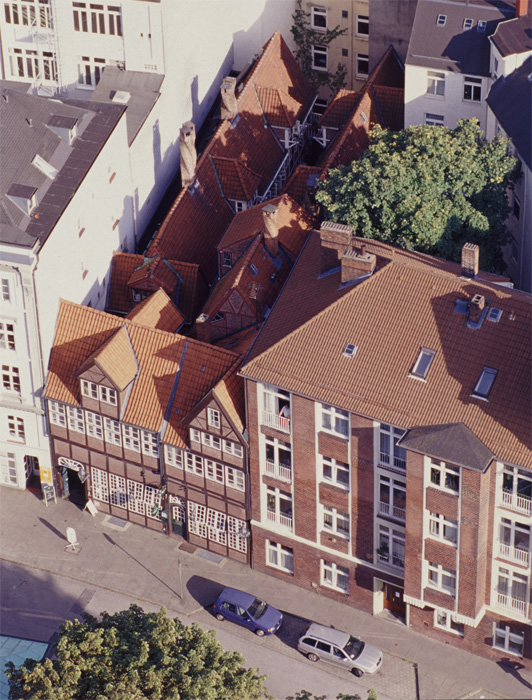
213, 586, 283, 636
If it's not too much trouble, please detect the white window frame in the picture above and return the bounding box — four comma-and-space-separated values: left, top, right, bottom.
463, 76, 482, 102
410, 348, 435, 379
122, 425, 140, 452
227, 516, 248, 553
226, 466, 245, 492
185, 453, 204, 477
202, 432, 221, 450
127, 479, 145, 515
502, 465, 532, 515
207, 407, 220, 428
322, 505, 350, 539
205, 459, 224, 484
165, 445, 183, 469
104, 417, 121, 446
188, 501, 207, 538
85, 411, 103, 440
109, 473, 127, 508
0, 451, 17, 485
311, 6, 327, 30
356, 14, 369, 36
321, 560, 349, 593
312, 45, 328, 71
7, 415, 25, 443
223, 440, 243, 458
427, 561, 456, 596
99, 385, 117, 406
428, 511, 458, 545
425, 113, 444, 127
434, 610, 464, 636
67, 407, 85, 434
2, 365, 21, 393
0, 322, 15, 351
429, 459, 460, 493
2, 279, 10, 302
49, 401, 66, 427
77, 55, 106, 88
91, 466, 109, 503
320, 455, 349, 489
378, 473, 406, 520
81, 380, 98, 400
141, 430, 158, 457
379, 423, 406, 470
427, 71, 445, 97
190, 428, 201, 444
266, 540, 294, 573
355, 52, 369, 78
321, 404, 349, 438
493, 622, 524, 657
378, 524, 405, 568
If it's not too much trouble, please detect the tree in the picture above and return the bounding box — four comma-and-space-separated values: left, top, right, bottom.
291, 0, 347, 96
316, 119, 519, 273
6, 605, 271, 700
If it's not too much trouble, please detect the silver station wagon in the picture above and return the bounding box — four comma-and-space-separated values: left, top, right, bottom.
297, 622, 383, 677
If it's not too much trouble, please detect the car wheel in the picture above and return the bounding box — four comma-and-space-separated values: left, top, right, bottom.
352, 668, 363, 677
215, 613, 225, 621
307, 652, 319, 662
254, 628, 265, 637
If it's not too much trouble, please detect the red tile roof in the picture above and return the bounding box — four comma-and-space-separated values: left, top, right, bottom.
281, 165, 323, 206
125, 288, 184, 332
211, 156, 263, 201
319, 89, 361, 129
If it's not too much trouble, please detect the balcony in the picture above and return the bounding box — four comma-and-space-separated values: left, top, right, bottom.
262, 411, 290, 434
266, 509, 293, 531
498, 542, 530, 567
265, 459, 292, 484
496, 592, 528, 618
502, 489, 532, 516
378, 501, 406, 521
377, 549, 405, 569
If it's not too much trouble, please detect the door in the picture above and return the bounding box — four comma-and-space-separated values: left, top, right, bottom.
384, 583, 406, 617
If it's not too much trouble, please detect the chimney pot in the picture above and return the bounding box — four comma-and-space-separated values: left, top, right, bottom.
469, 294, 485, 324
341, 247, 376, 284
179, 121, 197, 188
461, 242, 479, 278
516, 0, 528, 17
221, 76, 238, 121
262, 203, 279, 257
319, 221, 354, 274
360, 244, 366, 257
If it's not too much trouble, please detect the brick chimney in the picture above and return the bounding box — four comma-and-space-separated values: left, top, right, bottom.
179, 121, 197, 188
461, 242, 479, 278
262, 203, 279, 257
195, 313, 211, 343
341, 245, 377, 284
516, 0, 528, 17
221, 77, 238, 121
319, 221, 353, 274
469, 294, 485, 324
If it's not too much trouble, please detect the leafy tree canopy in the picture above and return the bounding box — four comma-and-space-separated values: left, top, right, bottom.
6, 605, 271, 700
316, 119, 519, 273
291, 0, 347, 96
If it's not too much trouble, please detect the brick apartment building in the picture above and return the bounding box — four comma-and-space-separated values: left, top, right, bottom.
240, 224, 532, 664
44, 292, 250, 563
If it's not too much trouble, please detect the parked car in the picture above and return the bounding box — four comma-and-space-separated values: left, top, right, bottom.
212, 587, 283, 636
297, 622, 383, 677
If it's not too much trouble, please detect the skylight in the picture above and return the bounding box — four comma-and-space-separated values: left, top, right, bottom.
343, 343, 357, 358
472, 367, 497, 399
249, 264, 258, 277
487, 308, 502, 323
437, 14, 447, 26
411, 348, 435, 379
463, 18, 473, 29
477, 20, 487, 32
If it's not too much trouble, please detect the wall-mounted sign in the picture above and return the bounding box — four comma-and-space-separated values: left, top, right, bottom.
39, 465, 53, 485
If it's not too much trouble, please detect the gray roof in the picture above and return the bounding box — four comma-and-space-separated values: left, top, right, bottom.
490, 11, 532, 56
90, 68, 163, 145
407, 0, 515, 75
0, 84, 125, 249
398, 422, 495, 472
487, 55, 532, 170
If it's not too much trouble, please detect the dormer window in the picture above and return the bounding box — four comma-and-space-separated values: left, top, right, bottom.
222, 252, 232, 269
463, 18, 473, 30
437, 14, 446, 26
6, 183, 37, 215
343, 343, 357, 358
32, 154, 58, 180
230, 200, 247, 213
81, 380, 117, 405
477, 20, 487, 32
132, 289, 150, 303
472, 367, 497, 400
411, 348, 435, 379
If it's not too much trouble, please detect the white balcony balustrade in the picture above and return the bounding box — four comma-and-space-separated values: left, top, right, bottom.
266, 509, 293, 531
496, 592, 528, 617
265, 459, 292, 483
378, 550, 405, 569
261, 411, 290, 434
498, 542, 530, 567
502, 489, 532, 516
378, 501, 406, 521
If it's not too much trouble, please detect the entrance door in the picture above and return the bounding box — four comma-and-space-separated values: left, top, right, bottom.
384, 583, 406, 617
63, 468, 87, 507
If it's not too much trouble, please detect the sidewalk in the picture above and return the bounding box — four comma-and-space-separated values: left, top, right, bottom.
0, 487, 530, 700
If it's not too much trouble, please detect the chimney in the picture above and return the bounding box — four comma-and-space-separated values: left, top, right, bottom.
220, 77, 238, 121
516, 0, 528, 17
469, 294, 485, 324
319, 221, 354, 274
461, 242, 479, 278
179, 121, 197, 188
195, 313, 211, 343
341, 245, 377, 284
262, 203, 279, 257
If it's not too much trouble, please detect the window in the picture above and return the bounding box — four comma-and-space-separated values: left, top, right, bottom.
73, 2, 121, 35
311, 6, 327, 30
99, 386, 117, 406
356, 53, 369, 78
430, 460, 460, 493
312, 98, 328, 118
7, 415, 25, 442
321, 455, 349, 489
185, 452, 204, 476
0, 322, 15, 350
78, 56, 105, 87
342, 48, 348, 57
477, 20, 486, 32
2, 365, 20, 392
493, 622, 524, 656
312, 45, 328, 71
356, 14, 369, 36
343, 343, 357, 358
265, 435, 291, 481
267, 540, 294, 573
86, 412, 103, 440
227, 516, 248, 553
435, 610, 464, 636
463, 18, 473, 30
49, 401, 66, 427
232, 201, 247, 213
427, 562, 456, 595
513, 195, 521, 221
323, 505, 350, 538
2, 279, 10, 302
109, 473, 127, 508
410, 348, 435, 379
499, 517, 530, 564
502, 466, 532, 515
472, 367, 497, 399
266, 486, 293, 529
141, 430, 158, 457
496, 567, 528, 615
321, 560, 349, 593
104, 417, 121, 445
207, 407, 220, 428
378, 524, 405, 568
211, 311, 225, 323
90, 467, 109, 503
81, 380, 98, 400
122, 425, 140, 452
0, 452, 17, 485
437, 14, 446, 26
205, 459, 224, 484
202, 433, 221, 450
249, 263, 259, 277
132, 289, 150, 303
427, 71, 445, 97
165, 445, 183, 469
67, 407, 85, 434
379, 424, 406, 470
222, 251, 232, 268
73, 2, 88, 31
378, 474, 406, 520
463, 76, 481, 102
226, 466, 245, 492
223, 440, 243, 458
429, 512, 458, 544
262, 385, 291, 431
492, 56, 499, 78
321, 404, 349, 437
190, 428, 201, 443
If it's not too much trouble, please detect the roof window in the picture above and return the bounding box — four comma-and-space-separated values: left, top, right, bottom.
410, 348, 435, 379
477, 20, 487, 32
437, 14, 447, 26
487, 308, 502, 323
32, 154, 58, 180
249, 263, 258, 277
472, 367, 497, 400
463, 18, 473, 29
343, 343, 357, 358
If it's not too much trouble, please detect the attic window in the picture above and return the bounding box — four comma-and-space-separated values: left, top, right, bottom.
477, 20, 487, 32
6, 183, 37, 215
411, 348, 435, 379
437, 14, 447, 26
343, 343, 357, 358
32, 154, 58, 180
212, 312, 225, 322
249, 263, 259, 277
472, 367, 497, 400
360, 111, 368, 123
487, 308, 502, 323
463, 18, 473, 29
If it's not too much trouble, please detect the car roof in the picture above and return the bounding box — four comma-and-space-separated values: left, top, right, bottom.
303, 623, 350, 646
218, 586, 256, 607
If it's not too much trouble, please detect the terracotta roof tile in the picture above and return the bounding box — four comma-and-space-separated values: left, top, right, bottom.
243, 234, 532, 469
281, 165, 323, 206
319, 90, 361, 129
372, 85, 405, 132
76, 325, 138, 392
125, 288, 184, 332
210, 156, 263, 201
255, 86, 305, 128
107, 252, 140, 313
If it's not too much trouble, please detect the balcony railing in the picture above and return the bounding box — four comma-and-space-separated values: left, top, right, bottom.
496, 592, 528, 617
502, 489, 532, 516
378, 501, 406, 521
378, 550, 405, 569
380, 453, 406, 471
498, 542, 530, 567
266, 509, 293, 531
265, 459, 292, 483
261, 411, 290, 434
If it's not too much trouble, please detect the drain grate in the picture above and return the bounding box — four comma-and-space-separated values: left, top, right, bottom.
107, 516, 127, 528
